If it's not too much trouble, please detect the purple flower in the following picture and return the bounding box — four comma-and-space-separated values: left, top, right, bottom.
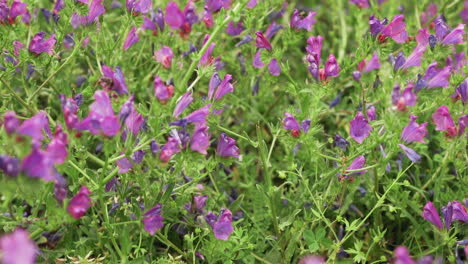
206, 0, 231, 13
173, 92, 194, 118
226, 21, 244, 36
461, 1, 468, 23
190, 123, 210, 155
253, 51, 265, 68
350, 112, 372, 144
422, 201, 443, 229
394, 246, 416, 264
67, 186, 92, 219
334, 134, 350, 151
255, 32, 272, 51
3, 111, 20, 135
154, 46, 174, 68
324, 54, 340, 77
459, 115, 468, 136
264, 22, 283, 39
116, 150, 145, 173
159, 136, 181, 162
366, 106, 376, 121
432, 105, 457, 137
154, 75, 174, 103
452, 201, 468, 222
77, 90, 121, 137
268, 59, 281, 76
184, 104, 211, 124
12, 40, 24, 56
199, 35, 216, 66
306, 36, 323, 63
217, 133, 240, 158
213, 74, 234, 100
212, 208, 234, 240
380, 15, 407, 43
123, 26, 139, 51
21, 148, 55, 181
301, 119, 311, 133
192, 195, 208, 213
360, 52, 380, 72
28, 32, 56, 55
100, 65, 129, 95
0, 229, 38, 264
123, 99, 144, 135
398, 144, 421, 163
150, 140, 159, 154
426, 66, 450, 89
400, 45, 427, 69
0, 155, 20, 177
392, 83, 416, 110
247, 0, 257, 8
343, 155, 367, 179
283, 112, 301, 136
235, 34, 253, 47
71, 0, 105, 28
17, 111, 51, 142
416, 28, 429, 47
369, 15, 387, 36
126, 0, 152, 14
401, 115, 428, 143
441, 24, 465, 45
60, 95, 80, 130
142, 204, 164, 235
420, 3, 437, 25
208, 72, 222, 99
165, 1, 184, 29
290, 9, 316, 31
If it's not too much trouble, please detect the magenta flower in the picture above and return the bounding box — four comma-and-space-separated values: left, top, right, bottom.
28, 32, 56, 55
400, 45, 427, 70
380, 14, 407, 43
0, 0, 30, 24
60, 95, 80, 130
116, 150, 145, 173
217, 133, 240, 158
123, 26, 139, 51
451, 201, 468, 222
420, 3, 437, 25
46, 125, 68, 164
212, 208, 234, 240
21, 148, 56, 181
268, 59, 281, 76
432, 105, 457, 137
422, 201, 443, 229
154, 46, 174, 68
184, 104, 211, 124
298, 255, 326, 264
173, 92, 194, 118
290, 9, 316, 31
247, 0, 257, 8
350, 112, 372, 144
154, 75, 174, 103
122, 98, 144, 135
142, 204, 164, 235
206, 0, 231, 12
369, 15, 387, 37
213, 74, 234, 100
12, 40, 24, 57
324, 54, 340, 77
68, 186, 92, 219
159, 136, 181, 162
398, 144, 421, 163
253, 51, 265, 68
100, 65, 129, 95
282, 113, 310, 137
226, 21, 244, 36
17, 111, 51, 142
350, 0, 369, 8
77, 90, 121, 137
3, 111, 20, 135
199, 34, 216, 66
461, 1, 468, 23
0, 229, 37, 264
165, 1, 184, 29
343, 155, 367, 179
361, 52, 381, 73
394, 246, 416, 264
190, 123, 210, 155
0, 155, 20, 177
401, 115, 428, 143
306, 36, 323, 61
71, 0, 105, 28
255, 32, 272, 51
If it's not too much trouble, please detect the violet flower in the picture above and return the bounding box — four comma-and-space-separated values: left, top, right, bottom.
154, 46, 174, 68
398, 144, 421, 163
422, 201, 443, 229
451, 201, 468, 222
432, 105, 457, 137
397, 45, 427, 70
173, 92, 194, 118
253, 51, 265, 68
334, 134, 350, 151
206, 0, 231, 13
212, 208, 234, 240
380, 14, 408, 43
265, 22, 283, 39
77, 90, 121, 137
461, 1, 468, 23
342, 155, 367, 179
283, 113, 310, 137
216, 133, 240, 158
190, 123, 210, 155
183, 104, 211, 124
60, 95, 80, 130
213, 74, 234, 100
116, 150, 145, 173
71, 0, 105, 28
226, 21, 244, 36
350, 0, 370, 8
28, 32, 56, 55
420, 3, 437, 25
0, 229, 38, 264
154, 75, 174, 103
3, 111, 20, 135
122, 97, 144, 135
255, 32, 272, 51
21, 148, 56, 181
440, 24, 465, 45
12, 40, 24, 57
67, 186, 92, 219
349, 112, 372, 144
369, 15, 387, 37
199, 34, 216, 66
208, 72, 222, 99
17, 111, 51, 142
401, 115, 428, 143
126, 0, 152, 14
0, 155, 20, 177
142, 204, 164, 235
123, 26, 139, 51
290, 9, 316, 31
165, 1, 184, 29
357, 51, 381, 73
100, 65, 129, 95
298, 255, 326, 264
268, 59, 281, 76
392, 83, 417, 111
394, 246, 416, 264
159, 136, 181, 162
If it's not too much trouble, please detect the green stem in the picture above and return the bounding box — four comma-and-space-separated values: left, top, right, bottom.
0, 77, 36, 114
68, 160, 99, 188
